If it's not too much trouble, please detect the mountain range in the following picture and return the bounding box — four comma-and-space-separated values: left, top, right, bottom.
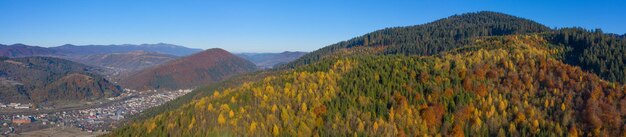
52, 43, 202, 56
67, 50, 178, 80
0, 42, 308, 89
0, 44, 60, 57
0, 43, 201, 58
0, 43, 199, 80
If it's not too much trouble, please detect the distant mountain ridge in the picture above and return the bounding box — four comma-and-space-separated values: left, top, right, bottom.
236, 51, 307, 69
52, 43, 202, 56
67, 50, 178, 80
0, 57, 122, 104
0, 43, 201, 57
0, 43, 200, 79
120, 48, 257, 90
0, 44, 60, 57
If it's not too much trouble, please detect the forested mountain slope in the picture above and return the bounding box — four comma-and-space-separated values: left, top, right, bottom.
282, 11, 626, 85
545, 28, 626, 83
281, 11, 551, 68
107, 11, 626, 136
110, 35, 626, 136
0, 57, 122, 104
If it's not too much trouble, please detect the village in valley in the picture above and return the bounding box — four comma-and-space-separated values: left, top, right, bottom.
0, 89, 192, 135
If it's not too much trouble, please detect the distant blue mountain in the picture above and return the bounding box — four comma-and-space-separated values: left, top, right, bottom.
236, 51, 307, 69
51, 43, 202, 56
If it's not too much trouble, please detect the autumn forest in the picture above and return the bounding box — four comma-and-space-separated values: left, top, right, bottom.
104, 12, 626, 136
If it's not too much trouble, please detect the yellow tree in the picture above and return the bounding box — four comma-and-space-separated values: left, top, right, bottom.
218, 113, 226, 125
272, 124, 280, 136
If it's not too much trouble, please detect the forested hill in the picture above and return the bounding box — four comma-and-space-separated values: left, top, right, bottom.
545, 28, 626, 83
108, 12, 626, 137
281, 11, 551, 68
109, 35, 626, 136
0, 57, 122, 104
120, 48, 257, 90
281, 11, 626, 85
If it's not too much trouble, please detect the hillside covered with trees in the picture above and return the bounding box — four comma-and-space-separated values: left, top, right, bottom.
281, 11, 551, 68
0, 57, 122, 104
120, 48, 258, 90
545, 28, 626, 83
109, 35, 626, 136
108, 12, 626, 136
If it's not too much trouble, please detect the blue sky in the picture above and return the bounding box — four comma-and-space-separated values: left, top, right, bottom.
1, 0, 625, 52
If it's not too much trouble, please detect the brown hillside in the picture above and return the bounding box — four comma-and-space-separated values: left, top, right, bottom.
121, 48, 257, 90
0, 57, 122, 104
31, 73, 122, 102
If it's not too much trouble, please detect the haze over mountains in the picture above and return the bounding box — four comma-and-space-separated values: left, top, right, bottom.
52, 43, 202, 56
236, 51, 307, 69
0, 43, 202, 57
69, 51, 178, 80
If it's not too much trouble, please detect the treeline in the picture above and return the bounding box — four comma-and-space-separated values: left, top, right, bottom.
281, 12, 626, 87
281, 11, 550, 68
108, 35, 626, 136
545, 27, 626, 83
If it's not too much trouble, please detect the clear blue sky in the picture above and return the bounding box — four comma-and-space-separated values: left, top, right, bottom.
1, 0, 625, 52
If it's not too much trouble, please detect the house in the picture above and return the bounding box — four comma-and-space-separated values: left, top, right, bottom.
12, 118, 31, 124
7, 103, 20, 107
15, 104, 32, 109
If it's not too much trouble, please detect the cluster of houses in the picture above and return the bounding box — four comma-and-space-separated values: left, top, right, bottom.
1, 89, 193, 134
0, 114, 61, 135
0, 103, 32, 109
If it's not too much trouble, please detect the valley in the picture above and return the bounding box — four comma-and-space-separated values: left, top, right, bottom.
0, 89, 191, 135
0, 43, 308, 136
